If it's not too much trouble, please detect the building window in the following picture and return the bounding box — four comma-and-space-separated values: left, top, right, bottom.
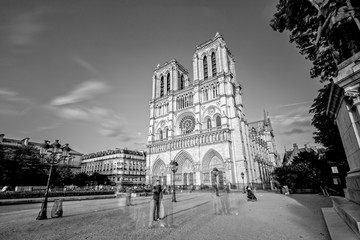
207, 118, 212, 130
211, 52, 216, 76
203, 56, 208, 79
160, 76, 164, 97
216, 116, 221, 129
167, 73, 170, 94
164, 127, 168, 139
159, 130, 163, 141
180, 75, 184, 90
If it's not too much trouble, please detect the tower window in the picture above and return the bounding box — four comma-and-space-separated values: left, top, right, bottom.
216, 116, 221, 129
180, 75, 184, 90
167, 73, 170, 94
164, 127, 168, 139
160, 76, 164, 97
207, 118, 212, 130
203, 56, 208, 80
159, 130, 163, 141
211, 52, 217, 77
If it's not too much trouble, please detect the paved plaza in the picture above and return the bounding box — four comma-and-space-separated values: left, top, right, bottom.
0, 191, 332, 240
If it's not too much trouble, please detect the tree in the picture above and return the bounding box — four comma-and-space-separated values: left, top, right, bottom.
270, 0, 360, 82
271, 0, 353, 191
89, 172, 112, 186
309, 84, 348, 188
50, 166, 75, 187
73, 172, 90, 186
0, 145, 48, 187
273, 150, 333, 190
270, 0, 337, 82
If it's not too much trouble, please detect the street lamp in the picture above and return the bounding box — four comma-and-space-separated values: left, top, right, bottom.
170, 160, 178, 202
241, 172, 245, 193
36, 140, 71, 220
212, 168, 219, 196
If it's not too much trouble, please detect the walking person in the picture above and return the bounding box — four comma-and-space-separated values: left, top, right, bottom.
148, 180, 163, 228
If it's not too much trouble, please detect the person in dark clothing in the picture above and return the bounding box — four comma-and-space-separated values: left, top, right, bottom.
246, 186, 257, 201
152, 180, 162, 221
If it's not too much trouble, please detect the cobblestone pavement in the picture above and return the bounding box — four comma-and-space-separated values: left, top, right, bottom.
0, 191, 332, 240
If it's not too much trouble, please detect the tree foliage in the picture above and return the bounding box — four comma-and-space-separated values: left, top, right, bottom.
270, 0, 338, 82
271, 1, 351, 188
309, 84, 347, 167
273, 150, 333, 190
0, 145, 47, 187
0, 145, 112, 188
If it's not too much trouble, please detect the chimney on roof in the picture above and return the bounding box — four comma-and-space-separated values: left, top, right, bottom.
22, 138, 30, 146
0, 134, 4, 143
293, 143, 298, 151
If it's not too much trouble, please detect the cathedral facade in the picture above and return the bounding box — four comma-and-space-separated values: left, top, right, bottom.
146, 33, 279, 189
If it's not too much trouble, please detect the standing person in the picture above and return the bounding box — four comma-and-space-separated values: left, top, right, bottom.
126, 187, 132, 206
153, 180, 162, 221
148, 180, 163, 228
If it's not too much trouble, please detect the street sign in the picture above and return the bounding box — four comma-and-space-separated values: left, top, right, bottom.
331, 166, 339, 173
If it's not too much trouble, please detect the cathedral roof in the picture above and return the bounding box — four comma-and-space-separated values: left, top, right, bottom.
154, 59, 188, 74
195, 32, 224, 50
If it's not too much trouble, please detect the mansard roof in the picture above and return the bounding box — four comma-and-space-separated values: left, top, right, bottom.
0, 134, 82, 156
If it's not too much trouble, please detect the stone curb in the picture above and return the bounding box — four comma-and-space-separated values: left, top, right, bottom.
0, 194, 117, 205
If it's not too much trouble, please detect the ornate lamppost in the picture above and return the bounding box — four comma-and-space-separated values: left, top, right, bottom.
212, 167, 219, 196
170, 160, 178, 202
241, 172, 245, 193
36, 140, 71, 220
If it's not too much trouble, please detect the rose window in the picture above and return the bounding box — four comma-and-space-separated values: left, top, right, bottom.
180, 115, 195, 134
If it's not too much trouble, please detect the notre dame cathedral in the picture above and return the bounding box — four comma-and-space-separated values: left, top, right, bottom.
146, 33, 280, 190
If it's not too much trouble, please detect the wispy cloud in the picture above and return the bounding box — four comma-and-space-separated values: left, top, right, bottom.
283, 128, 312, 135
20, 122, 63, 135
269, 101, 313, 110
51, 80, 109, 107
48, 80, 143, 144
271, 105, 313, 136
0, 87, 33, 116
73, 56, 101, 76
6, 8, 48, 48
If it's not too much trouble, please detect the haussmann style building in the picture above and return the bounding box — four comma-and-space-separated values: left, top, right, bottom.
146, 33, 280, 190
81, 148, 146, 187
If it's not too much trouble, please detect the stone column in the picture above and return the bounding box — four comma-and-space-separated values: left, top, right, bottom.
221, 46, 228, 73
217, 46, 222, 73
193, 54, 198, 81
195, 171, 201, 189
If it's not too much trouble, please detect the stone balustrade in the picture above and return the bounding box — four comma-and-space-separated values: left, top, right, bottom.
148, 128, 231, 154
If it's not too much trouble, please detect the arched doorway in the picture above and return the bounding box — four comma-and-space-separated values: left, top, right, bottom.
173, 150, 195, 189
152, 159, 167, 185
182, 159, 194, 187
202, 149, 225, 188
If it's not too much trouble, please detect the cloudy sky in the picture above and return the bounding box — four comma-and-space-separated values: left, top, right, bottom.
0, 0, 324, 156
